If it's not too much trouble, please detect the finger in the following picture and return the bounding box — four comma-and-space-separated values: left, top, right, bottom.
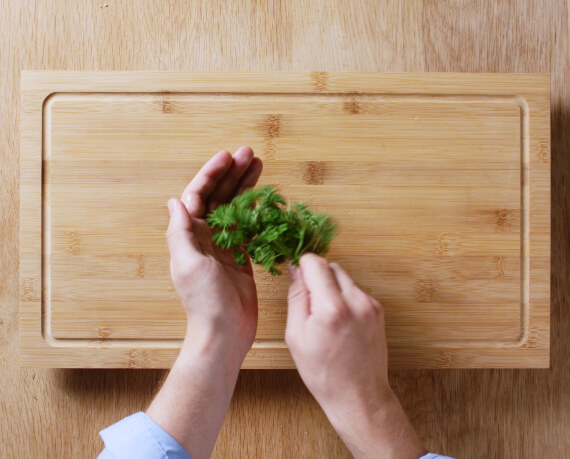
207, 146, 254, 212
181, 150, 232, 218
329, 262, 376, 316
234, 157, 264, 196
189, 217, 253, 275
328, 262, 358, 293
166, 198, 202, 266
299, 253, 345, 315
286, 264, 310, 344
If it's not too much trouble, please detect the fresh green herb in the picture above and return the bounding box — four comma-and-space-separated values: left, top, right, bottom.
206, 186, 337, 275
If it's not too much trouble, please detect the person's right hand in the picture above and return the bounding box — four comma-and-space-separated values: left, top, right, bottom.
286, 254, 426, 459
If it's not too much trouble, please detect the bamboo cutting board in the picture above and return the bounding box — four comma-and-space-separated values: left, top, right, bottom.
20, 72, 550, 368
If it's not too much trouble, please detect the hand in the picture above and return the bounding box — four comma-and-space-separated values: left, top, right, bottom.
147, 147, 263, 459
167, 146, 263, 366
286, 254, 425, 459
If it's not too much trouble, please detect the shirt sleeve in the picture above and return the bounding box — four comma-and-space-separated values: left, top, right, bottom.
98, 412, 192, 459
419, 454, 455, 459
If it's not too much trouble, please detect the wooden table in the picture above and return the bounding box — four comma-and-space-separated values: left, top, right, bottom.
1, 1, 568, 457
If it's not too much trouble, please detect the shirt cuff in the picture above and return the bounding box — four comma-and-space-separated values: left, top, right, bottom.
98, 412, 192, 459
419, 454, 456, 459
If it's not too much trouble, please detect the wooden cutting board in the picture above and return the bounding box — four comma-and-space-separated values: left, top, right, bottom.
20, 72, 550, 368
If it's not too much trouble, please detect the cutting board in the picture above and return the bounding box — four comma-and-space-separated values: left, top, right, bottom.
20, 72, 550, 368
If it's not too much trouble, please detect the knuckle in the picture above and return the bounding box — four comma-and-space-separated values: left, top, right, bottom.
329, 297, 347, 312
376, 304, 385, 321
371, 296, 383, 312
166, 226, 184, 243
346, 290, 381, 321
171, 260, 197, 283
165, 225, 173, 239
357, 301, 377, 321
321, 304, 348, 327
370, 297, 385, 321
351, 287, 368, 303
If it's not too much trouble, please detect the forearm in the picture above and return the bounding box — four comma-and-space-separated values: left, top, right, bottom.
328, 389, 426, 459
146, 329, 242, 459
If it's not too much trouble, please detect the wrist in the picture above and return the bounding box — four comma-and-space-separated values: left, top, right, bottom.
146, 328, 244, 459
329, 389, 426, 459
184, 314, 251, 357
177, 323, 246, 390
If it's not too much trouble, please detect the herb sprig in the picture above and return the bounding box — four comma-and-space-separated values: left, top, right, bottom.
206, 186, 337, 275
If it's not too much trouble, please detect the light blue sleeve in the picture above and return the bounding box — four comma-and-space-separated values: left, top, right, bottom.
420, 454, 455, 459
98, 412, 192, 459
97, 412, 451, 459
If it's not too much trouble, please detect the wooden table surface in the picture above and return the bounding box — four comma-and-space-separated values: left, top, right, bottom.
1, 1, 568, 457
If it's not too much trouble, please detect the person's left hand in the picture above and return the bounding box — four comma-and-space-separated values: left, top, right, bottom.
166, 146, 263, 369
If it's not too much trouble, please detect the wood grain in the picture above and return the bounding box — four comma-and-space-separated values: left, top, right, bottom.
20, 73, 550, 369
2, 0, 569, 457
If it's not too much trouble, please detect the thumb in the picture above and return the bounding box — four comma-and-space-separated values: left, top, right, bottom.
166, 198, 201, 264
286, 264, 310, 334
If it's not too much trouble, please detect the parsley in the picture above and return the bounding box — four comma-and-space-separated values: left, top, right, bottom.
206, 186, 337, 275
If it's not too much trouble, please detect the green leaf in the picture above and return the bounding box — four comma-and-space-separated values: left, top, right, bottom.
206, 185, 337, 275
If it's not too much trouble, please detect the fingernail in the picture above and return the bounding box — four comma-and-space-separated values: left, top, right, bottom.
168, 198, 178, 216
